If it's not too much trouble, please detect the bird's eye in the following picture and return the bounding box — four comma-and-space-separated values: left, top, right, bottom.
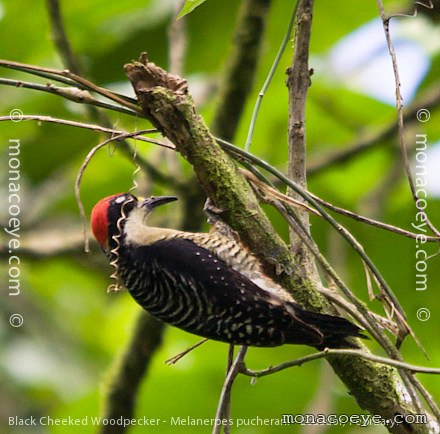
115, 195, 127, 204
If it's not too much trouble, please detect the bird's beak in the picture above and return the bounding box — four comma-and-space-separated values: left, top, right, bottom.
140, 196, 178, 211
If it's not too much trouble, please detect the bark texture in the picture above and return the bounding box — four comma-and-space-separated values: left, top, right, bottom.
124, 55, 431, 434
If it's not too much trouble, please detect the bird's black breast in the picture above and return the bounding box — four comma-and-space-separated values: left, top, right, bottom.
116, 237, 311, 347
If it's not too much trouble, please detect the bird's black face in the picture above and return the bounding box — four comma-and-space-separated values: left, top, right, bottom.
108, 193, 138, 226
105, 194, 139, 250
91, 193, 138, 249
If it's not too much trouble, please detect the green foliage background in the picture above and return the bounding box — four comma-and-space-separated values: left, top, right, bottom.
1, 1, 439, 433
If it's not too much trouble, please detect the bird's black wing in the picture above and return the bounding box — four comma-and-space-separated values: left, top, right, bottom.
120, 237, 327, 347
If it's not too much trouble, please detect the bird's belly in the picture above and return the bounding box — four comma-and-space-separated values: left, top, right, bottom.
120, 259, 287, 347
128, 280, 285, 347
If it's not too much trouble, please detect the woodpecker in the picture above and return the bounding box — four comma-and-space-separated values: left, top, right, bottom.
91, 193, 365, 349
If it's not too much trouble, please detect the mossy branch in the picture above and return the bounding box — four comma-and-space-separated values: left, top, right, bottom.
125, 57, 295, 284
124, 55, 433, 433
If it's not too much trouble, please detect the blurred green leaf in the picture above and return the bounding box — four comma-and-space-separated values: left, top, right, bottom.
177, 0, 208, 19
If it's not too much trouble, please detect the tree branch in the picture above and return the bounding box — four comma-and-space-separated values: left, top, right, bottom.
287, 0, 315, 271
125, 56, 298, 287
212, 347, 247, 434
244, 1, 298, 151
0, 59, 140, 113
0, 77, 138, 117
377, 0, 439, 236
124, 54, 435, 433
43, 8, 172, 432
46, 0, 82, 73
99, 312, 164, 434
240, 348, 440, 378
210, 0, 271, 141
240, 168, 440, 242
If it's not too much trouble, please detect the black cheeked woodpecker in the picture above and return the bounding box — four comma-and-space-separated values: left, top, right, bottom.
91, 193, 365, 350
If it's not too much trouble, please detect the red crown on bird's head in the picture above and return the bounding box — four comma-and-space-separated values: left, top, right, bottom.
90, 193, 126, 248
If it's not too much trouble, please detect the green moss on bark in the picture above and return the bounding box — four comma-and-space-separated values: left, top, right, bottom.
124, 58, 432, 433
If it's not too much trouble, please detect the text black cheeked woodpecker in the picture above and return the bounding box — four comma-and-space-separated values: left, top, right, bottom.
91, 193, 365, 350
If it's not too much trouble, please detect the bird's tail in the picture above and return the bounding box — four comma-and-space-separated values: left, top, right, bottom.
286, 304, 367, 350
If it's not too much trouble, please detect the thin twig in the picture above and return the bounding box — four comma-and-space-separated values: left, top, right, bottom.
218, 138, 431, 415
46, 0, 82, 73
241, 169, 321, 216
0, 61, 89, 89
411, 376, 440, 422
241, 167, 440, 242
165, 338, 208, 365
376, 0, 440, 237
240, 348, 440, 378
0, 114, 162, 144
317, 287, 398, 336
212, 347, 247, 434
75, 130, 156, 253
309, 191, 440, 243
0, 77, 138, 117
287, 0, 314, 226
0, 59, 138, 105
220, 137, 406, 317
0, 113, 181, 189
389, 0, 433, 19
0, 59, 141, 113
99, 311, 164, 434
224, 345, 235, 434
244, 0, 299, 151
